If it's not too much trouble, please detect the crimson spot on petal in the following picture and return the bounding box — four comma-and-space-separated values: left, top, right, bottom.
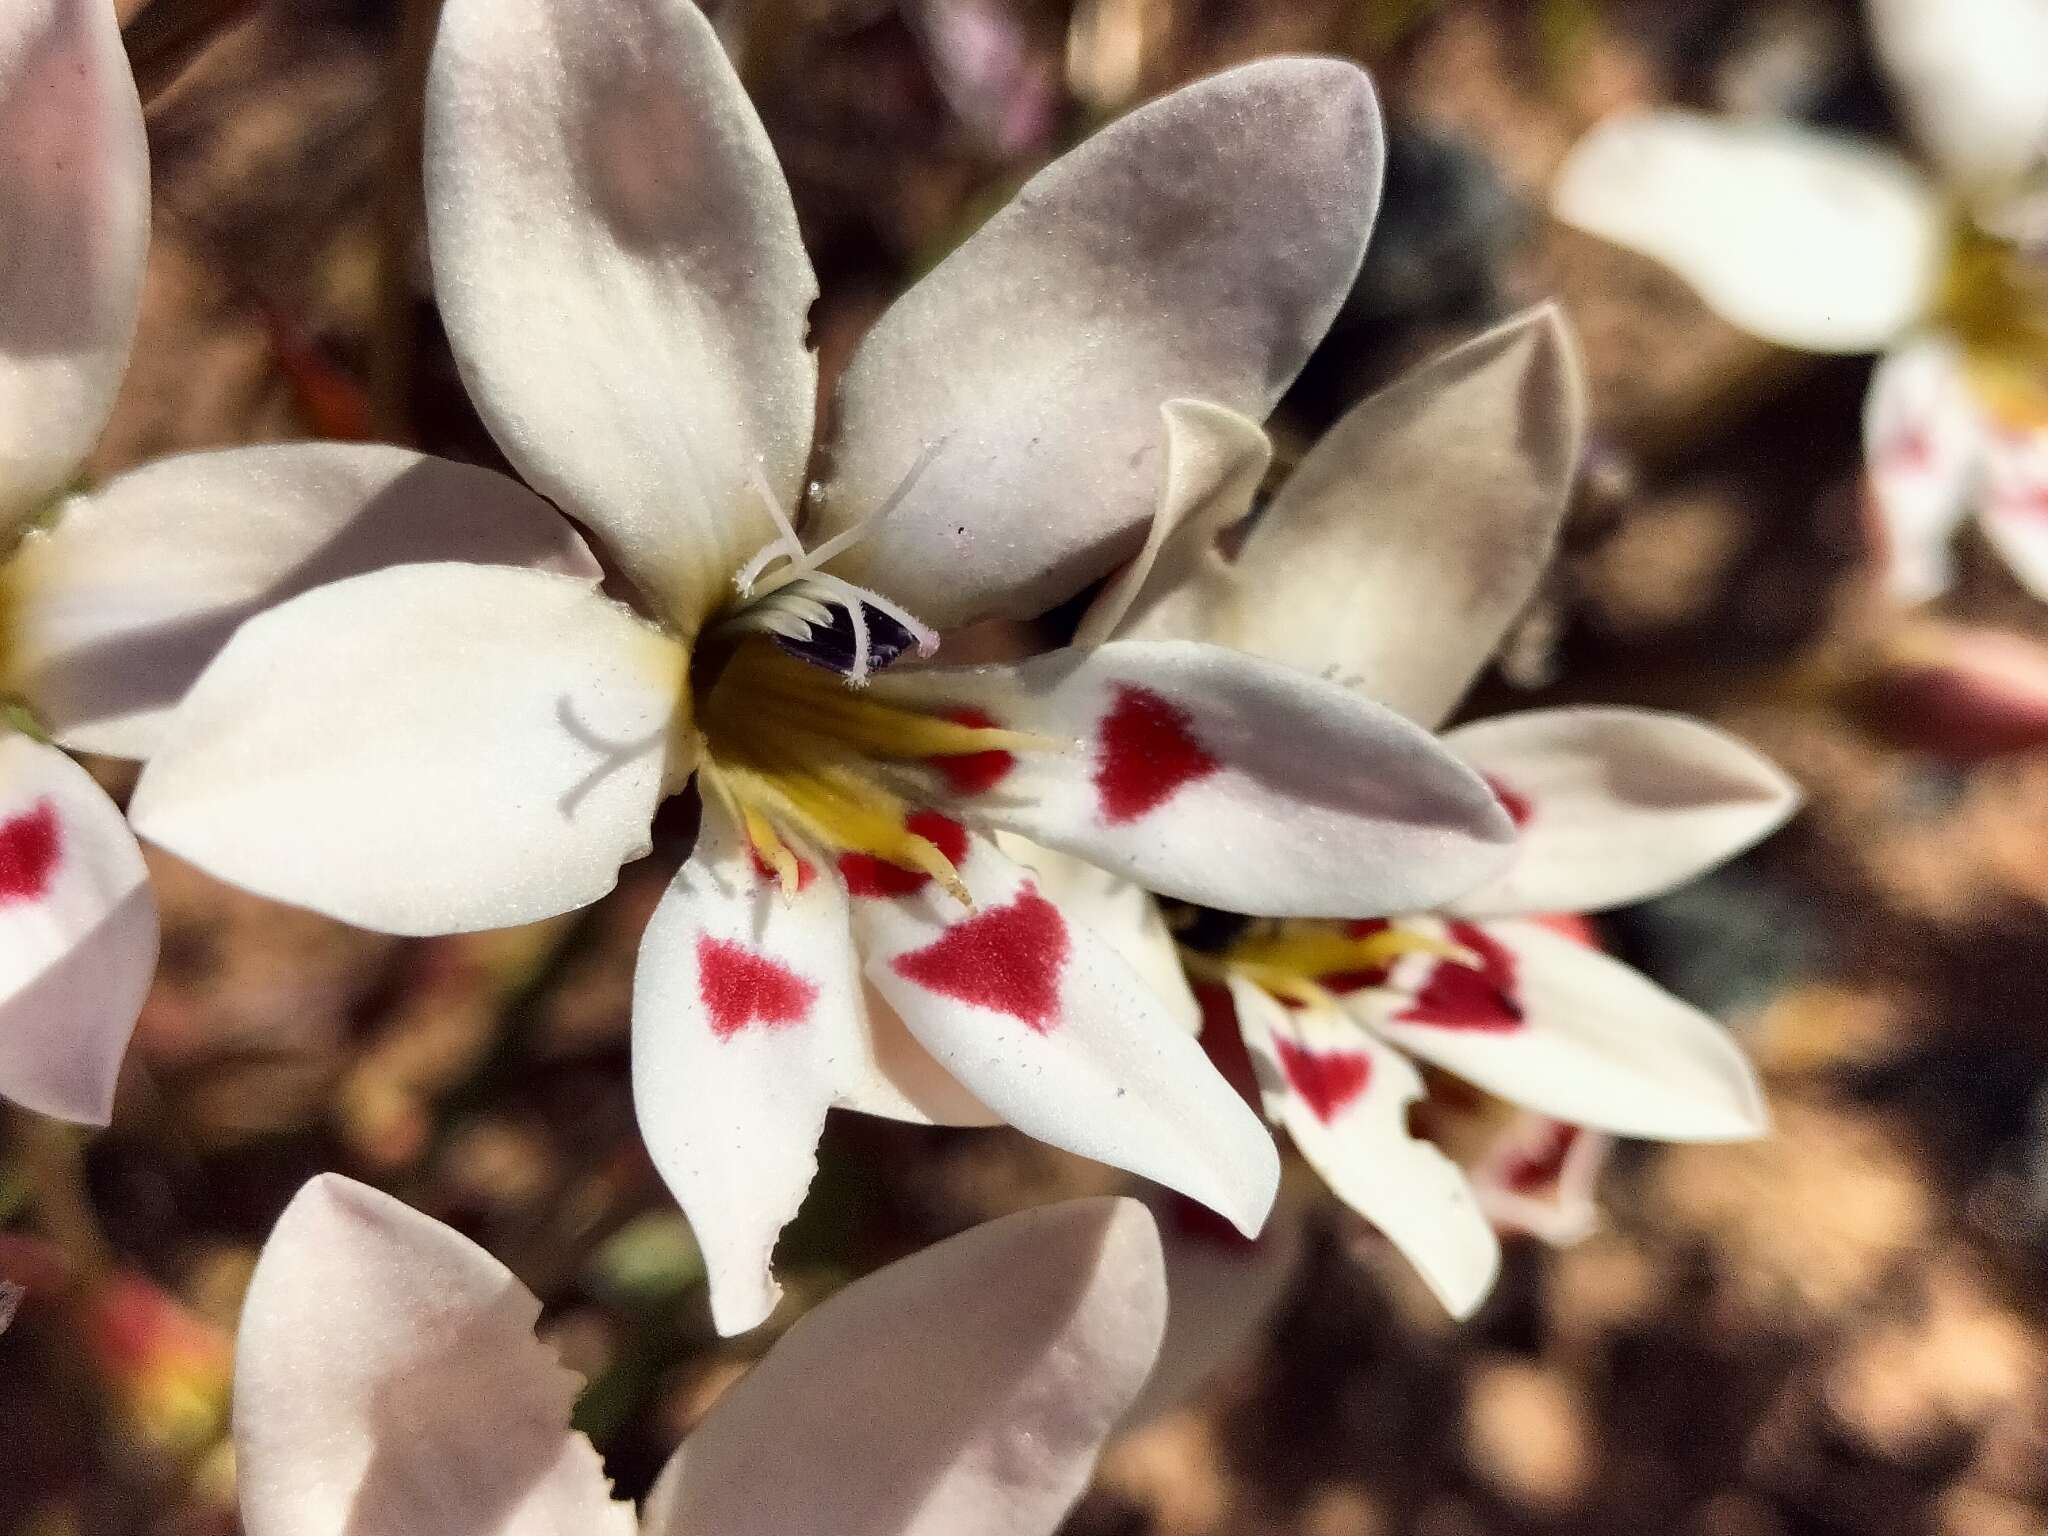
930, 708, 1016, 796
890, 887, 1068, 1031
1094, 684, 1219, 825
837, 811, 971, 900
0, 801, 62, 905
748, 846, 816, 891
1483, 774, 1533, 829
1272, 1038, 1371, 1123
1397, 921, 1523, 1032
1498, 1121, 1580, 1195
697, 936, 818, 1040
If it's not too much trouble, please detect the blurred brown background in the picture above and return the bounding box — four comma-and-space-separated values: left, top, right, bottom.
5, 1, 2047, 1533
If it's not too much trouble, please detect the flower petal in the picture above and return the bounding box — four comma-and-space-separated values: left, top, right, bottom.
0, 734, 154, 1124
634, 799, 980, 1335
844, 827, 1279, 1237
1470, 1113, 1613, 1247
1364, 918, 1769, 1142
1123, 1190, 1306, 1425
1552, 110, 1942, 353
1073, 398, 1270, 650
993, 831, 1201, 1034
1229, 977, 1499, 1318
1979, 420, 2048, 601
1862, 336, 1988, 603
5, 444, 598, 761
425, 0, 818, 626
1118, 309, 1585, 728
644, 1197, 1165, 1536
1444, 707, 1799, 918
234, 1175, 636, 1536
0, 0, 149, 532
1868, 0, 2048, 192
813, 57, 1382, 627
875, 639, 1514, 918
131, 564, 684, 937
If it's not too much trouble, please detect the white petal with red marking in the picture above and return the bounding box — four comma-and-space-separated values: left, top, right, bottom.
234, 1176, 636, 1536
0, 0, 149, 532
635, 801, 896, 1335
1470, 1113, 1613, 1247
1444, 707, 1799, 918
643, 1198, 1166, 1536
1862, 336, 1987, 603
810, 58, 1381, 628
1553, 111, 1941, 353
425, 0, 818, 628
0, 733, 155, 1124
1108, 309, 1586, 730
1979, 420, 2048, 602
995, 832, 1201, 1034
131, 564, 686, 937
6, 444, 598, 761
1362, 918, 1769, 1142
1229, 977, 1498, 1318
845, 828, 1279, 1237
876, 640, 1514, 918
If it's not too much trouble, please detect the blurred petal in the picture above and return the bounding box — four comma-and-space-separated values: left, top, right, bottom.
131, 565, 684, 937
1123, 309, 1585, 728
633, 798, 964, 1335
645, 1198, 1165, 1536
425, 0, 818, 626
1124, 1190, 1306, 1424
234, 1175, 635, 1536
1231, 977, 1499, 1318
994, 831, 1200, 1034
1470, 1114, 1613, 1247
1862, 336, 1987, 602
876, 639, 1514, 918
1445, 708, 1799, 918
0, 0, 149, 531
814, 58, 1382, 627
1868, 0, 2048, 191
1364, 919, 1769, 1142
1553, 110, 1943, 352
0, 734, 154, 1124
6, 444, 597, 760
1978, 418, 2048, 600
1074, 399, 1269, 649
1869, 620, 2048, 759
845, 827, 1280, 1237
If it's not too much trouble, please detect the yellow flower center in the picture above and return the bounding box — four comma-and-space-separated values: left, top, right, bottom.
1936, 215, 2048, 428
1181, 917, 1468, 1009
687, 636, 1052, 903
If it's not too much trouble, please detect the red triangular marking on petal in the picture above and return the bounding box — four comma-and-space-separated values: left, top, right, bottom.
696, 936, 818, 1040
1272, 1038, 1371, 1123
0, 801, 61, 904
838, 811, 969, 899
1482, 774, 1533, 829
1397, 921, 1523, 1032
1093, 684, 1219, 825
1498, 1121, 1580, 1195
890, 887, 1068, 1031
930, 707, 1016, 796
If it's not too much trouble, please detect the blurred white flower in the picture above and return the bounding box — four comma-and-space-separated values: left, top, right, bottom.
1022, 311, 1791, 1322
233, 1175, 1167, 1536
1552, 0, 2048, 606
128, 0, 1536, 1334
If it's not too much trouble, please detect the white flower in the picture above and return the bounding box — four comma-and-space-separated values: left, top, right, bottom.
1041, 309, 1794, 1319
233, 1175, 1166, 1536
129, 0, 1525, 1334
0, 0, 606, 1124
1551, 0, 2048, 606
